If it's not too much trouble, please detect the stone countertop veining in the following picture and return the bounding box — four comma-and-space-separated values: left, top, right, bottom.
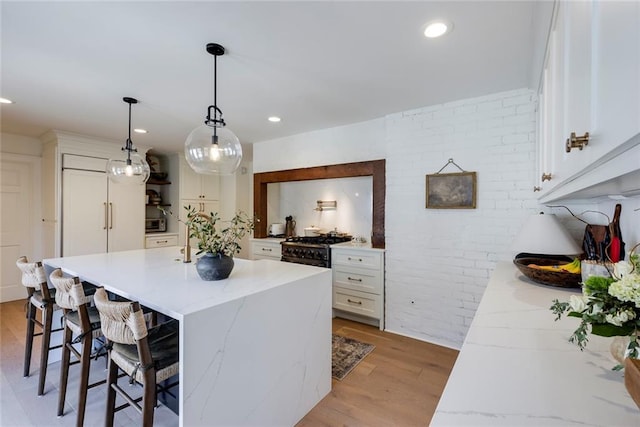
43, 246, 329, 320
431, 261, 640, 426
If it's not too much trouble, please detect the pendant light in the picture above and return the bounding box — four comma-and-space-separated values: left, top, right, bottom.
185, 43, 242, 175
106, 97, 150, 185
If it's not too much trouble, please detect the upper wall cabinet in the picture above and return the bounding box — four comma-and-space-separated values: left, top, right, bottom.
536, 0, 640, 200
179, 156, 220, 201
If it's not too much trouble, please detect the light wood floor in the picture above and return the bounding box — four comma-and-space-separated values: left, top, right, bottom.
1, 299, 458, 426
298, 317, 459, 426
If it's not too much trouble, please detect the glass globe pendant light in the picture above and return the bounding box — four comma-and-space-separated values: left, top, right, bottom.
185, 43, 242, 175
106, 97, 150, 184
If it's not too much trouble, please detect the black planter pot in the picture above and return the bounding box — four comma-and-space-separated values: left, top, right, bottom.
196, 253, 234, 281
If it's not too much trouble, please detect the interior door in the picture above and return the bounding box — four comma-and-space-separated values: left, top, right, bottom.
0, 157, 35, 302
107, 180, 145, 252
62, 169, 108, 256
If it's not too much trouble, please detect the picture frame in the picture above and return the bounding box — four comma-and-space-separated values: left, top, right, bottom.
425, 171, 477, 209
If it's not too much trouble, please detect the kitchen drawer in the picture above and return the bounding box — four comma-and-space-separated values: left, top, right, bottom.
332, 249, 383, 270
333, 287, 379, 319
145, 234, 178, 248
333, 266, 382, 294
251, 240, 282, 261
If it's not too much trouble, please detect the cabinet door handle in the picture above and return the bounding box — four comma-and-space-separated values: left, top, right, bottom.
109, 203, 113, 229
262, 248, 272, 252
103, 202, 108, 230
347, 276, 362, 282
347, 298, 363, 305
348, 257, 363, 262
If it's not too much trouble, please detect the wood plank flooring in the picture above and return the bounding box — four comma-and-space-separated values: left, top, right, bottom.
298, 317, 459, 426
1, 299, 458, 426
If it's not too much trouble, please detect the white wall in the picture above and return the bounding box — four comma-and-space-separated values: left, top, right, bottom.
0, 132, 43, 156
276, 176, 373, 239
253, 118, 385, 172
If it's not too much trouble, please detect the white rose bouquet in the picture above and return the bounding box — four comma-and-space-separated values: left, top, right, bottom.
550, 243, 640, 369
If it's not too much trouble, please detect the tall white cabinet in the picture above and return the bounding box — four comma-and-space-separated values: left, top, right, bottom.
42, 131, 146, 257
62, 155, 144, 256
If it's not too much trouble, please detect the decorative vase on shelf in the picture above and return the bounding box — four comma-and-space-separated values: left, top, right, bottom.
196, 253, 234, 281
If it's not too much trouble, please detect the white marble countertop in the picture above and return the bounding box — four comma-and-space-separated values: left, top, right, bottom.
431, 261, 640, 426
44, 246, 329, 320
330, 241, 385, 251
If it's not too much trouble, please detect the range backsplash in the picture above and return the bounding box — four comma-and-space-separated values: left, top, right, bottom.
267, 176, 373, 240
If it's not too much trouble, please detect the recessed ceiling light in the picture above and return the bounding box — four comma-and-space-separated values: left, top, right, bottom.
134, 128, 148, 134
423, 20, 452, 38
268, 116, 281, 123
0, 97, 14, 104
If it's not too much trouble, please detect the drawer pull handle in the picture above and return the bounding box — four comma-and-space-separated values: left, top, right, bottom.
347, 298, 362, 305
348, 257, 363, 262
347, 276, 362, 282
262, 248, 272, 252
156, 240, 168, 244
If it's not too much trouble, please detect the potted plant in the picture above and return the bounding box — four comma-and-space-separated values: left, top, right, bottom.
162, 205, 254, 280
550, 243, 640, 369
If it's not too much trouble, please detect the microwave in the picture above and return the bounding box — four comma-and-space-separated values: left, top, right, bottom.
145, 217, 167, 233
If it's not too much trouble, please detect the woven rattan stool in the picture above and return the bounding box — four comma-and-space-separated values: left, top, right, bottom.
49, 268, 103, 426
16, 256, 63, 396
94, 287, 179, 426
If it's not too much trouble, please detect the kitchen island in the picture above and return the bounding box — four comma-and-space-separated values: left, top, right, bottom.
431, 261, 640, 426
44, 247, 332, 427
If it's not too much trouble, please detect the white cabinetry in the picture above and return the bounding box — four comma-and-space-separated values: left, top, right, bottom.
536, 1, 640, 200
177, 155, 221, 247
145, 233, 178, 248
179, 156, 220, 201
331, 244, 385, 330
250, 238, 282, 261
42, 132, 146, 257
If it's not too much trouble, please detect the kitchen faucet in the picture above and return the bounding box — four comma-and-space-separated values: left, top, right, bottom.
182, 211, 211, 263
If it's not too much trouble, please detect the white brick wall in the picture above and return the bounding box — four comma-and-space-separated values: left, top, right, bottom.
253, 87, 640, 351
384, 88, 540, 348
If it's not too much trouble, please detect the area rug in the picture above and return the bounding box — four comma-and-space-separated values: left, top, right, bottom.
332, 334, 375, 380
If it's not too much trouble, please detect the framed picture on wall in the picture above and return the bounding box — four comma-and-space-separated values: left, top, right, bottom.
425, 171, 477, 209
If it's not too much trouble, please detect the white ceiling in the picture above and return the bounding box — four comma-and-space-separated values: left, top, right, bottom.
1, 1, 539, 154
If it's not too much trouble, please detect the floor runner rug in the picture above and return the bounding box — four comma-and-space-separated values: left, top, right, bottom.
332, 334, 375, 380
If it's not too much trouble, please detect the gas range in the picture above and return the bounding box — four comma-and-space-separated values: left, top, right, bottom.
281, 235, 352, 267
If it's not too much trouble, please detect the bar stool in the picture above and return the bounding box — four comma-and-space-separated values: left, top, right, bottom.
49, 268, 103, 426
93, 287, 179, 426
16, 256, 63, 396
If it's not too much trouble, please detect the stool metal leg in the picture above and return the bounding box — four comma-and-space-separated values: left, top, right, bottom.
38, 304, 53, 396
23, 300, 36, 377
76, 333, 93, 426
57, 316, 73, 416
104, 358, 119, 427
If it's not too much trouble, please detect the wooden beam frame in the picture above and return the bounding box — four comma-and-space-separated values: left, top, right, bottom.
253, 160, 385, 248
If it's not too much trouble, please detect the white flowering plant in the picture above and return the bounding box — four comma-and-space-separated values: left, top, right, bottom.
550, 243, 640, 369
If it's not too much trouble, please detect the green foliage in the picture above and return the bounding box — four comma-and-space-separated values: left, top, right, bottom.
184, 205, 254, 257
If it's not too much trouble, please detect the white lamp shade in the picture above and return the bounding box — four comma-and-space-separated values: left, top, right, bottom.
185, 124, 242, 175
106, 153, 150, 185
511, 213, 583, 256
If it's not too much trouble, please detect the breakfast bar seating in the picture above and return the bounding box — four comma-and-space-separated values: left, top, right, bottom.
94, 287, 179, 426
49, 268, 104, 426
16, 256, 63, 396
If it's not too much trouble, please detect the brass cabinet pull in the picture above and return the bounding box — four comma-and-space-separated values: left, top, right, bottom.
347, 298, 362, 305
347, 276, 362, 282
156, 240, 168, 244
262, 248, 272, 252
109, 203, 113, 229
533, 186, 542, 192
566, 132, 589, 152
541, 173, 552, 182
103, 202, 108, 230
347, 257, 363, 262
